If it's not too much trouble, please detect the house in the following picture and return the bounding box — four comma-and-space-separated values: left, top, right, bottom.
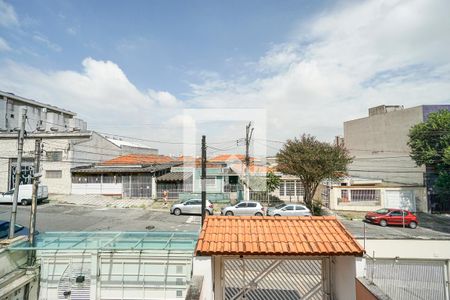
0, 131, 122, 194
344, 104, 450, 211
327, 176, 427, 212
193, 216, 364, 300
71, 154, 178, 197
166, 160, 239, 202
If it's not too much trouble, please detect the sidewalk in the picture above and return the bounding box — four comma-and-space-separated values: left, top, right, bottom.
50, 194, 154, 209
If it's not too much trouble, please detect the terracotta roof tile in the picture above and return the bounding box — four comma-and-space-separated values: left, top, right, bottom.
101, 154, 174, 165
196, 216, 364, 257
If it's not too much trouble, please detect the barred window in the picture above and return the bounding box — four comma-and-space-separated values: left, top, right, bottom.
350, 190, 380, 202
46, 170, 62, 178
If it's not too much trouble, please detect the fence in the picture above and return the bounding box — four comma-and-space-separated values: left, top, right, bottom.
365, 257, 449, 300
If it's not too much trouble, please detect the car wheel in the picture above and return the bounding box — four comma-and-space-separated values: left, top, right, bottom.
173, 208, 181, 216
21, 199, 28, 206
225, 211, 234, 216
205, 210, 211, 215
379, 219, 387, 227
409, 221, 417, 229
274, 214, 281, 217
254, 212, 263, 216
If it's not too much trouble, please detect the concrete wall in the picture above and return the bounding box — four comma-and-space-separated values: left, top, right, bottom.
344, 106, 425, 185
0, 243, 39, 300
334, 256, 357, 300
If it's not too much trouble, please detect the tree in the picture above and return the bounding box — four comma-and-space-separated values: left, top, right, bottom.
266, 170, 281, 206
266, 170, 280, 193
408, 109, 450, 204
276, 134, 352, 214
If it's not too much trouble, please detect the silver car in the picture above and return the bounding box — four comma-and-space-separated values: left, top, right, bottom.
221, 201, 265, 216
170, 199, 213, 216
267, 203, 311, 216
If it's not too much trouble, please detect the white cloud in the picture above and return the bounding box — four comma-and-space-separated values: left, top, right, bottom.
0, 0, 18, 27
33, 34, 62, 52
185, 0, 450, 145
148, 90, 181, 107
0, 58, 188, 153
1, 0, 450, 155
0, 37, 11, 51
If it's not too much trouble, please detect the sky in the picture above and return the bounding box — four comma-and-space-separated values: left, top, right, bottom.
0, 0, 449, 156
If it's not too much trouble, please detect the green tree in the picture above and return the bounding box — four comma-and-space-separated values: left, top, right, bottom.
276, 134, 352, 214
266, 170, 281, 194
408, 109, 450, 203
266, 170, 281, 206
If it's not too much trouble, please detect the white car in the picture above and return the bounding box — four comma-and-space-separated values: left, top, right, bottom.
267, 203, 311, 216
221, 201, 265, 216
170, 199, 214, 216
0, 184, 48, 206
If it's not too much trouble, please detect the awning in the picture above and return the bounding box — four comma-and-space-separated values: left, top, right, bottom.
157, 172, 193, 182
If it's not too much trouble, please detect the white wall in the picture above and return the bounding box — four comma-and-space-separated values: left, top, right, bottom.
192, 256, 213, 300
334, 256, 357, 300
71, 183, 122, 195
357, 239, 450, 260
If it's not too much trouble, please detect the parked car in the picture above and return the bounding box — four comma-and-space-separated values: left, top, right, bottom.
221, 201, 265, 216
365, 208, 418, 228
0, 221, 33, 240
0, 184, 49, 206
267, 203, 311, 216
170, 199, 214, 216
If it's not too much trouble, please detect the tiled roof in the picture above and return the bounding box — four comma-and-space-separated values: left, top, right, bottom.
101, 154, 174, 165
71, 163, 179, 174
196, 216, 364, 257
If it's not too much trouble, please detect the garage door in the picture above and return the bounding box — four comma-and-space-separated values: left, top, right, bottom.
385, 190, 416, 211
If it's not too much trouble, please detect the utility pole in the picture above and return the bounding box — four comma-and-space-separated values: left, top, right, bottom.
9, 107, 27, 239
27, 139, 42, 266
201, 135, 207, 226
245, 122, 253, 201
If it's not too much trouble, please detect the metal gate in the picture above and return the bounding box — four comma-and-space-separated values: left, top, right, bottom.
366, 258, 449, 300
223, 258, 326, 300
122, 174, 152, 198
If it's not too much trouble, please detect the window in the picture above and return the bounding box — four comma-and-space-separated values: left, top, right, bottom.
46, 170, 62, 178
296, 205, 306, 211
236, 202, 247, 208
46, 151, 63, 161
295, 181, 305, 196
206, 177, 216, 187
176, 290, 183, 298
285, 180, 295, 196
247, 203, 257, 207
285, 205, 294, 211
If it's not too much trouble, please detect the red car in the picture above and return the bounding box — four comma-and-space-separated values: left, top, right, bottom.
365, 208, 418, 229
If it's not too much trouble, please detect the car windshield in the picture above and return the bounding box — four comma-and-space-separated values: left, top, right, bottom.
275, 204, 286, 209
374, 209, 389, 214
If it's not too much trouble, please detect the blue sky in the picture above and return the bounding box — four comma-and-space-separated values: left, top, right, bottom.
3, 0, 331, 97
1, 0, 450, 155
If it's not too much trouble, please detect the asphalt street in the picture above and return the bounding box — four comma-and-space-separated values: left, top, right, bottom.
0, 202, 201, 232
